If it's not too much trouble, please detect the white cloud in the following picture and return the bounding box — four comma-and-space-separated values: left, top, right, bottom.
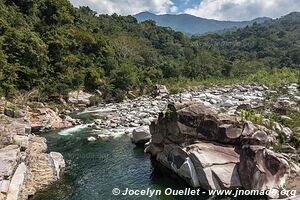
184, 0, 300, 21
170, 6, 178, 13
70, 0, 174, 15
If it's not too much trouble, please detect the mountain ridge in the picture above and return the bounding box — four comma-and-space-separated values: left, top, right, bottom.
134, 11, 271, 34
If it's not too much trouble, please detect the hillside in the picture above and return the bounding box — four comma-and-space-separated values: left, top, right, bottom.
193, 12, 300, 75
134, 11, 271, 35
0, 0, 299, 102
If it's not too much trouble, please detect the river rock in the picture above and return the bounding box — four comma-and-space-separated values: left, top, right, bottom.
239, 145, 290, 191
29, 108, 72, 132
149, 102, 252, 145
186, 143, 241, 190
0, 103, 66, 200
68, 90, 94, 106
6, 162, 27, 200
282, 127, 293, 140
153, 84, 169, 97
23, 136, 63, 199
0, 145, 20, 179
87, 136, 97, 142
132, 126, 151, 144
0, 180, 10, 194
156, 144, 200, 187
13, 135, 29, 151
147, 102, 290, 195
4, 108, 27, 119
50, 152, 65, 178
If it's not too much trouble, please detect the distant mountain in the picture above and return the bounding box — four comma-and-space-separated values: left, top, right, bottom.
134, 12, 271, 35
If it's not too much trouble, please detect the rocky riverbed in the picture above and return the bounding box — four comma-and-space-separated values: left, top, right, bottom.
0, 83, 299, 200
80, 83, 300, 199
82, 83, 299, 142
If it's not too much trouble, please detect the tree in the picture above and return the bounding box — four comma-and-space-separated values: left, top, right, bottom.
110, 64, 137, 91
84, 66, 105, 91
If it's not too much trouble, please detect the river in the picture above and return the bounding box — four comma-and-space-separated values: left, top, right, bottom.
31, 110, 260, 200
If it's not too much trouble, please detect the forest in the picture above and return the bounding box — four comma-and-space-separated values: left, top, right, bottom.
0, 0, 299, 101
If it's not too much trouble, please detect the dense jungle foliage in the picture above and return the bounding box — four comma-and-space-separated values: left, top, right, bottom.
0, 0, 299, 101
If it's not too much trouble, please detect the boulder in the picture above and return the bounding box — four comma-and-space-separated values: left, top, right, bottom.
132, 126, 151, 144
0, 145, 20, 179
153, 84, 169, 97
186, 143, 241, 190
0, 105, 66, 199
155, 142, 241, 190
0, 180, 10, 194
0, 100, 4, 115
68, 90, 94, 106
50, 152, 65, 179
6, 162, 27, 200
282, 127, 293, 140
156, 144, 200, 187
23, 136, 64, 198
149, 102, 258, 145
147, 102, 289, 195
4, 108, 27, 119
29, 108, 72, 132
239, 145, 290, 191
87, 136, 97, 142
144, 144, 163, 157
13, 135, 29, 150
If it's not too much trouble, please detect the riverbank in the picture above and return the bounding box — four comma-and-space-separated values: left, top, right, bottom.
0, 109, 66, 200
0, 82, 299, 199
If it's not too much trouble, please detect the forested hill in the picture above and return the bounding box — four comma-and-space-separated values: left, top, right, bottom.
0, 0, 299, 101
192, 12, 300, 75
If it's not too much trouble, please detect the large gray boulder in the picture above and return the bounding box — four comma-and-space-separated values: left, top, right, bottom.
29, 108, 72, 132
156, 144, 200, 187
146, 102, 290, 196
0, 145, 20, 180
187, 143, 241, 190
239, 145, 290, 193
155, 142, 241, 190
50, 152, 65, 179
149, 102, 274, 146
68, 90, 94, 106
23, 136, 65, 199
132, 126, 151, 144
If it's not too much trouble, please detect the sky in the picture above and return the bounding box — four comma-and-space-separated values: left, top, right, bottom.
70, 0, 300, 21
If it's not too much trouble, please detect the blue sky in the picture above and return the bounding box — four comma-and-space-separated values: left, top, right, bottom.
70, 0, 300, 21
172, 0, 200, 13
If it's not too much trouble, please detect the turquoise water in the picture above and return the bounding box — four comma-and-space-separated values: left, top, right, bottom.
31, 114, 262, 200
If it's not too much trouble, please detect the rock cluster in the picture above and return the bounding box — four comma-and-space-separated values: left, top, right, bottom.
29, 108, 78, 132
85, 96, 167, 130
29, 108, 76, 132
152, 84, 169, 98
68, 90, 95, 106
87, 83, 299, 131
145, 102, 292, 198
0, 108, 65, 200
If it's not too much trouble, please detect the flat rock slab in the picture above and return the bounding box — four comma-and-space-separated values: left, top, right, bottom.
6, 162, 27, 200
0, 145, 20, 179
185, 142, 241, 190
186, 142, 240, 168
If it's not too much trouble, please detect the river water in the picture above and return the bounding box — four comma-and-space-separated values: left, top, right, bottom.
31, 112, 258, 200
